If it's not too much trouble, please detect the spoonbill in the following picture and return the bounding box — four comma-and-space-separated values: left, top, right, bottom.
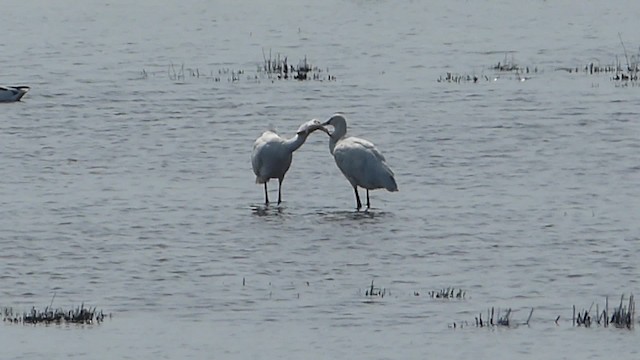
322, 114, 397, 210
0, 85, 30, 102
252, 118, 328, 205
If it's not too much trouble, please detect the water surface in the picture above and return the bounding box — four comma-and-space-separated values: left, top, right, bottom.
2, 1, 639, 359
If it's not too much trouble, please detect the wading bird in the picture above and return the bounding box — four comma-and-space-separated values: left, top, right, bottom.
322, 114, 397, 210
0, 85, 30, 102
252, 119, 328, 205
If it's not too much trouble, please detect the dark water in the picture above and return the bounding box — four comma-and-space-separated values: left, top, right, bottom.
2, 1, 639, 359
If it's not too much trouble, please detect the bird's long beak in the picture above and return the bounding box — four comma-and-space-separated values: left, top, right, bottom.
306, 125, 329, 135
319, 119, 333, 136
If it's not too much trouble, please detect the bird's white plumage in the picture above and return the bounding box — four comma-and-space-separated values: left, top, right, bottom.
323, 114, 397, 209
333, 137, 397, 191
251, 119, 327, 204
252, 131, 295, 184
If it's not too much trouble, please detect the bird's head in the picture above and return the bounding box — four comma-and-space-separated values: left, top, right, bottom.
296, 118, 330, 136
321, 114, 347, 139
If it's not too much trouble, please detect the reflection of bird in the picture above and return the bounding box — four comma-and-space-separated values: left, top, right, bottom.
322, 114, 398, 210
0, 85, 30, 102
252, 119, 328, 205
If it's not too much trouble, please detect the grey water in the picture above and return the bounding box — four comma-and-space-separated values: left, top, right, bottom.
2, 0, 639, 358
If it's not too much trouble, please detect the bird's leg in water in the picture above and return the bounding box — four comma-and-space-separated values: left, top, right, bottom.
366, 189, 370, 209
264, 183, 270, 205
354, 186, 362, 210
277, 178, 283, 205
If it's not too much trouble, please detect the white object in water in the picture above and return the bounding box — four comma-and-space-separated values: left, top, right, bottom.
252, 118, 328, 205
0, 85, 30, 102
322, 114, 398, 210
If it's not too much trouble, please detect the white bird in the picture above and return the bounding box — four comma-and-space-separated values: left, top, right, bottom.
322, 114, 398, 210
252, 118, 328, 205
0, 85, 30, 102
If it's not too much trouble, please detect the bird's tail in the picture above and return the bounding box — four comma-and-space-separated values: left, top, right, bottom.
385, 175, 398, 192
379, 163, 398, 192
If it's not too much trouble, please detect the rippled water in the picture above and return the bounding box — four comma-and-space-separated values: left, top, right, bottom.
2, 1, 639, 359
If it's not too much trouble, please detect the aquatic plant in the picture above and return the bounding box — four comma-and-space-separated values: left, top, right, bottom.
137, 49, 335, 83
3, 293, 109, 325
573, 294, 635, 329
425, 287, 466, 299
3, 304, 109, 325
258, 48, 334, 81
449, 306, 533, 329
364, 280, 387, 298
438, 35, 640, 85
475, 307, 534, 328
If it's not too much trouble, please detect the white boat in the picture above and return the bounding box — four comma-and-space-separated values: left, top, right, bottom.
0, 85, 30, 102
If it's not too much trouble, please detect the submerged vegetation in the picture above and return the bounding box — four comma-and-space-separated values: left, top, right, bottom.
3, 304, 109, 325
558, 34, 640, 83
426, 287, 466, 299
573, 294, 635, 329
438, 52, 538, 83
257, 49, 334, 81
138, 48, 335, 83
470, 307, 535, 329
438, 34, 640, 86
448, 294, 635, 330
351, 280, 633, 331
3, 292, 109, 325
364, 280, 388, 298
4, 281, 633, 332
448, 307, 534, 329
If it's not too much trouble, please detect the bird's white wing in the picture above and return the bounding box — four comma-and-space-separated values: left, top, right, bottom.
332, 138, 376, 180
349, 137, 387, 163
251, 130, 295, 183
333, 136, 397, 191
252, 131, 279, 182
252, 136, 266, 181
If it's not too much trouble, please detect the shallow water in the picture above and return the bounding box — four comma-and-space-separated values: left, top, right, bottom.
2, 0, 639, 359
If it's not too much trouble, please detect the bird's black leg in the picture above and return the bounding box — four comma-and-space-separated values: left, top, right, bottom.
354, 186, 362, 210
277, 178, 283, 205
366, 189, 370, 209
264, 182, 269, 205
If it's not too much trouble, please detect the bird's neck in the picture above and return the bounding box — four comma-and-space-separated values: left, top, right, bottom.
284, 133, 308, 152
328, 127, 346, 155
329, 135, 339, 154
